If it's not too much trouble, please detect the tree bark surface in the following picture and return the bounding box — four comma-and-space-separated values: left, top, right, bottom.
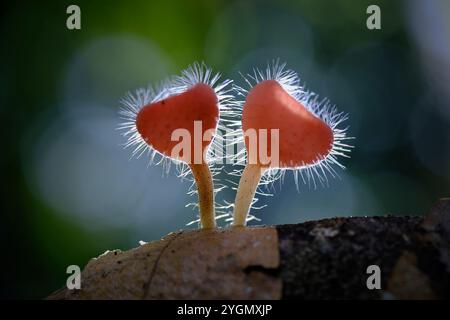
48, 199, 450, 299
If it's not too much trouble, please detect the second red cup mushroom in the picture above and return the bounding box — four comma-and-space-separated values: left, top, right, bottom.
231, 61, 354, 226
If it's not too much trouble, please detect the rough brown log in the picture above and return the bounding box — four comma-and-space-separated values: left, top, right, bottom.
48, 199, 450, 300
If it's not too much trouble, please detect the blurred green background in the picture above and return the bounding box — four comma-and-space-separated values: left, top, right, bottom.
1, 0, 450, 299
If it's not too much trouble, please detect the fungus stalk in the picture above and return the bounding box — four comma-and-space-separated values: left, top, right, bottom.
233, 164, 263, 226
190, 163, 216, 228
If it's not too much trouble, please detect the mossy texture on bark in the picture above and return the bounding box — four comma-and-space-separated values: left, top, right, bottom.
48, 199, 450, 300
